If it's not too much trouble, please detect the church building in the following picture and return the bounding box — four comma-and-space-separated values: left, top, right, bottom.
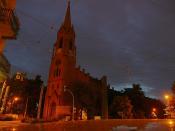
43, 1, 108, 120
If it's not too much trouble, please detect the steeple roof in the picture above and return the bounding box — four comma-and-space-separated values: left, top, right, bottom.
58, 1, 75, 34
63, 0, 72, 28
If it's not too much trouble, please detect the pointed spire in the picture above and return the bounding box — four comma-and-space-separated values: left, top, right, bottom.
63, 0, 72, 28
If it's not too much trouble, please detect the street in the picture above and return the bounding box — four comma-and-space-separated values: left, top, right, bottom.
0, 119, 174, 131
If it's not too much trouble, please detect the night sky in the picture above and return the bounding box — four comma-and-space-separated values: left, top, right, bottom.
4, 0, 175, 98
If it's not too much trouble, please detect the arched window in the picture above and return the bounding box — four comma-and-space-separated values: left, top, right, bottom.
58, 69, 61, 76
54, 59, 61, 78
54, 67, 61, 77
59, 38, 63, 48
55, 60, 61, 66
50, 102, 56, 117
56, 68, 59, 77
69, 41, 73, 50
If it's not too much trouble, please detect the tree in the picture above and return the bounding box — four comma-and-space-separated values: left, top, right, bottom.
5, 73, 43, 117
25, 75, 43, 117
123, 84, 146, 118
171, 81, 175, 95
6, 73, 28, 114
144, 97, 166, 118
109, 95, 133, 119
108, 84, 165, 119
67, 82, 102, 119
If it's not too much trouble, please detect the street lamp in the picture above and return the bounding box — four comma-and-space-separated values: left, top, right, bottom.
164, 94, 171, 118
164, 94, 170, 106
14, 97, 19, 102
151, 108, 157, 118
64, 86, 75, 121
11, 97, 19, 113
152, 108, 156, 112
164, 95, 169, 100
24, 97, 29, 119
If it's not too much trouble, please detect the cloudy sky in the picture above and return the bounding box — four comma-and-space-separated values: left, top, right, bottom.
5, 0, 175, 98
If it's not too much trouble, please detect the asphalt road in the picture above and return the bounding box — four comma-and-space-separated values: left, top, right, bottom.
0, 119, 174, 131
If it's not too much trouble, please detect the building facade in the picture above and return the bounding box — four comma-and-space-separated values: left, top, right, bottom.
0, 0, 19, 52
43, 2, 108, 120
0, 54, 10, 82
0, 0, 19, 82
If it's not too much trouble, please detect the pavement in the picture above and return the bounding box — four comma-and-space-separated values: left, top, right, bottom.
0, 119, 174, 131
0, 121, 27, 128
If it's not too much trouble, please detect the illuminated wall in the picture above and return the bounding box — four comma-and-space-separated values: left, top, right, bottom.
0, 0, 19, 53
0, 0, 18, 81
0, 54, 10, 82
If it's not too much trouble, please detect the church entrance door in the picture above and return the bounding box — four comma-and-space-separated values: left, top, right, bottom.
50, 102, 56, 118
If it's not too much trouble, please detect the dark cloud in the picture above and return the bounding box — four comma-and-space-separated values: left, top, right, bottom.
5, 0, 175, 98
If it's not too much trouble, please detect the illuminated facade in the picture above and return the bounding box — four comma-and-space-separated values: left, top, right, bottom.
0, 0, 19, 82
43, 2, 108, 120
0, 54, 10, 82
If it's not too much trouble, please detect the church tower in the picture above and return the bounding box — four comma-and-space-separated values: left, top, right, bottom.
43, 1, 76, 119
43, 1, 108, 120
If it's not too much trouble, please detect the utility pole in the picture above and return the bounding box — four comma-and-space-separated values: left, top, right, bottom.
37, 85, 44, 119
64, 86, 75, 121
24, 97, 28, 118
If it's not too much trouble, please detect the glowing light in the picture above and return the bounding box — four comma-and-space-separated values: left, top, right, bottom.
11, 128, 16, 131
152, 108, 156, 112
14, 97, 19, 101
168, 120, 174, 128
169, 121, 173, 125
164, 95, 170, 100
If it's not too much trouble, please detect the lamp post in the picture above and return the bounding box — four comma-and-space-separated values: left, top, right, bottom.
152, 108, 156, 112
64, 86, 75, 121
151, 108, 157, 118
24, 97, 29, 119
164, 94, 171, 118
14, 97, 19, 102
165, 95, 169, 101
37, 84, 44, 119
164, 95, 170, 107
11, 97, 19, 113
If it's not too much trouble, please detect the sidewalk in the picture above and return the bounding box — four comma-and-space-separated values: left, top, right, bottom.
0, 121, 27, 128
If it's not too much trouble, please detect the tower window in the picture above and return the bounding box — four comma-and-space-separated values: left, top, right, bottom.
69, 41, 73, 50
56, 68, 59, 77
58, 95, 61, 104
55, 60, 61, 66
58, 69, 61, 76
54, 60, 61, 78
59, 38, 63, 48
54, 67, 61, 77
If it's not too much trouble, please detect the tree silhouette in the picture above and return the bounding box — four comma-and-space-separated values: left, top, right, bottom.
108, 84, 165, 119
171, 81, 175, 95
110, 95, 133, 119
